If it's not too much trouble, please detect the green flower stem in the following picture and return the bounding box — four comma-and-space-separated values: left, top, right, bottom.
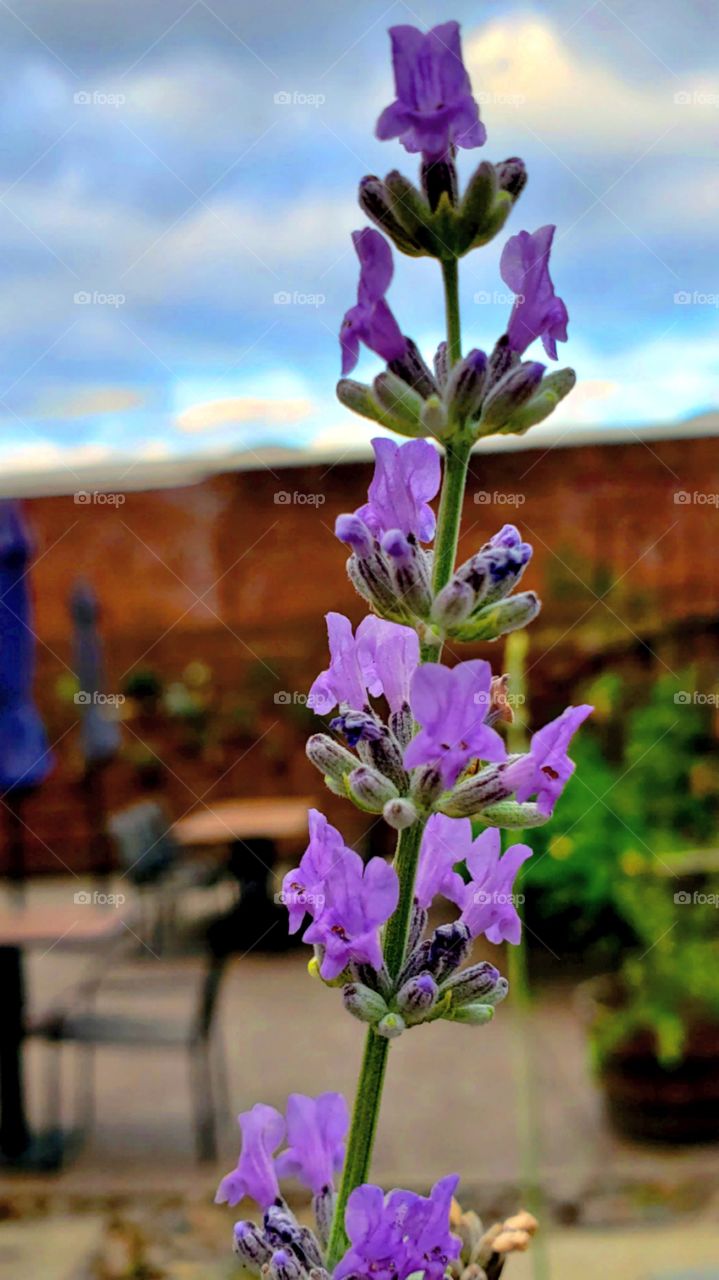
326, 821, 425, 1269
326, 256, 474, 1270
442, 257, 462, 366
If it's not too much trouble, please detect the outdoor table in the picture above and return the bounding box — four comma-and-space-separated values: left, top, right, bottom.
173, 797, 314, 953
0, 904, 127, 1169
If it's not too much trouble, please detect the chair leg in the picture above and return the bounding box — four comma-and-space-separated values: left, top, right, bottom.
43, 1039, 63, 1136
211, 1028, 231, 1131
74, 1043, 96, 1137
189, 1040, 217, 1162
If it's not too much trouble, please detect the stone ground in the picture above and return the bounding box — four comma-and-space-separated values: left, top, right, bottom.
1, 877, 718, 1279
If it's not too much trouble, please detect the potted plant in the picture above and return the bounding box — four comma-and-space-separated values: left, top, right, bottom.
582, 875, 719, 1142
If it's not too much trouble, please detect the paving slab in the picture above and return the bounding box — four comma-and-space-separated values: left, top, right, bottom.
0, 1215, 104, 1280
510, 1224, 719, 1279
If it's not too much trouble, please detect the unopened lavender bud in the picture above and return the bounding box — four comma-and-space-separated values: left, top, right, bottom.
312, 1189, 335, 1250
376, 1011, 406, 1039
495, 156, 528, 200
446, 348, 488, 425
437, 765, 513, 818
336, 378, 390, 426
407, 902, 428, 955
373, 371, 427, 436
347, 765, 399, 813
396, 972, 439, 1023
409, 763, 444, 809
456, 161, 497, 253
306, 734, 357, 782
388, 336, 438, 401
384, 170, 435, 250
448, 1002, 495, 1026
343, 982, 389, 1024
335, 514, 374, 558
346, 550, 408, 620
421, 156, 458, 210
363, 725, 409, 790
383, 797, 418, 830
389, 702, 414, 749
486, 335, 518, 389
442, 962, 507, 1007
234, 1222, 273, 1271
426, 922, 472, 982
451, 592, 540, 642
382, 530, 432, 618
359, 175, 424, 256
420, 393, 448, 440
479, 362, 545, 434
501, 367, 576, 435
269, 1249, 305, 1280
432, 579, 475, 628
433, 341, 450, 390
478, 801, 549, 829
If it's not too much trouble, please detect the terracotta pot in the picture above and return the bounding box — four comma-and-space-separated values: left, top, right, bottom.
578, 976, 719, 1143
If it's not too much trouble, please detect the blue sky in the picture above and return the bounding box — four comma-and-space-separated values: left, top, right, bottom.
0, 0, 717, 479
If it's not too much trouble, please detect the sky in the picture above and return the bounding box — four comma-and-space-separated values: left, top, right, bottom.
0, 0, 717, 481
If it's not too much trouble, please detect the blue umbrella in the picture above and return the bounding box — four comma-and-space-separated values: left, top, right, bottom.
70, 580, 121, 767
0, 501, 52, 792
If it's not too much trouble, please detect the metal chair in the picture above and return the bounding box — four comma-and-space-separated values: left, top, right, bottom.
30, 953, 228, 1161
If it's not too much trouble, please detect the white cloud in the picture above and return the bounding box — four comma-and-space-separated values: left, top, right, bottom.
176, 395, 312, 432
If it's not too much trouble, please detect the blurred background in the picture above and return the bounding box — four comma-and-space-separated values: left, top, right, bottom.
0, 1, 717, 1278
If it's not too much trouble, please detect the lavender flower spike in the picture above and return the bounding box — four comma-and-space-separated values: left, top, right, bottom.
376, 23, 486, 162
500, 225, 569, 360
215, 1102, 284, 1208
459, 826, 532, 945
404, 659, 508, 788
274, 1091, 349, 1195
415, 812, 468, 910
508, 703, 593, 816
303, 846, 399, 980
340, 230, 406, 375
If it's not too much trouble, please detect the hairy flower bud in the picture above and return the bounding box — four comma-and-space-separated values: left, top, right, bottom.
442, 961, 507, 1007
500, 367, 577, 435
389, 702, 414, 749
426, 922, 473, 983
447, 1001, 495, 1025
479, 362, 545, 435
495, 156, 528, 200
450, 591, 540, 642
347, 765, 399, 812
346, 550, 410, 620
269, 1249, 305, 1280
306, 734, 357, 783
234, 1222, 273, 1272
343, 982, 389, 1024
384, 170, 436, 253
382, 530, 433, 619
362, 725, 409, 791
409, 763, 444, 810
431, 579, 476, 628
388, 337, 438, 401
373, 371, 427, 435
445, 348, 488, 426
383, 797, 418, 830
359, 175, 425, 256
433, 341, 450, 390
437, 763, 515, 818
396, 972, 439, 1023
477, 800, 549, 829
312, 1188, 335, 1250
376, 1011, 406, 1039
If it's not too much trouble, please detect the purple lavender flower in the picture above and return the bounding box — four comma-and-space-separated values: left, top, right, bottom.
274, 1092, 348, 1195
500, 225, 569, 360
340, 230, 406, 375
508, 703, 593, 816
303, 847, 399, 980
309, 613, 380, 717
310, 611, 420, 724
376, 23, 486, 162
282, 809, 345, 933
336, 437, 441, 553
459, 826, 532, 945
336, 1175, 461, 1280
404, 660, 508, 788
216, 1103, 284, 1208
415, 813, 468, 910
